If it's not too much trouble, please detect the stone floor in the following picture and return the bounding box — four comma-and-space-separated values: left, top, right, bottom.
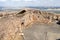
23, 22, 60, 40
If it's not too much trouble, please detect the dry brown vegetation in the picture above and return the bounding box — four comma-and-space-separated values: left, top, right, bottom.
0, 8, 60, 40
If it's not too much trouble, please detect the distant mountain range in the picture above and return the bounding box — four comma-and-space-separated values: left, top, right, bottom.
0, 6, 60, 11
27, 6, 60, 9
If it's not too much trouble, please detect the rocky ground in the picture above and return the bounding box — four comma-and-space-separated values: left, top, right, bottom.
0, 8, 60, 40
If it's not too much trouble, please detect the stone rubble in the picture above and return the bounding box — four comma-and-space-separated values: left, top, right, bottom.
0, 8, 60, 40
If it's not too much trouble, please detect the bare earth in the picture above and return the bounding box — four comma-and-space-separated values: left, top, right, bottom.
0, 8, 60, 40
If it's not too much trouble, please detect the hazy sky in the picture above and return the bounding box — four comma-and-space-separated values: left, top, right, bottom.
0, 0, 60, 7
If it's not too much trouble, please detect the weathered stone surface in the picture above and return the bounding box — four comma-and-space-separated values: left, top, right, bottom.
0, 8, 60, 40
23, 22, 60, 40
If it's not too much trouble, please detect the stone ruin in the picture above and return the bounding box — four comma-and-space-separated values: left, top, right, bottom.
0, 8, 60, 40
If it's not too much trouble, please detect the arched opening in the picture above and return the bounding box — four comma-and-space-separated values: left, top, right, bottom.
56, 39, 60, 40
56, 21, 60, 25
21, 22, 24, 25
18, 10, 26, 14
0, 14, 3, 17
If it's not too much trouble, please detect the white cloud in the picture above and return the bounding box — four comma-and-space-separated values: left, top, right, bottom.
49, 0, 54, 1
11, 0, 36, 2
24, 0, 33, 1
11, 0, 21, 1
0, 0, 6, 2
24, 0, 37, 2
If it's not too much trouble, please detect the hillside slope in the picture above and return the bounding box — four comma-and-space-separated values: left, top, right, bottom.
0, 8, 60, 40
